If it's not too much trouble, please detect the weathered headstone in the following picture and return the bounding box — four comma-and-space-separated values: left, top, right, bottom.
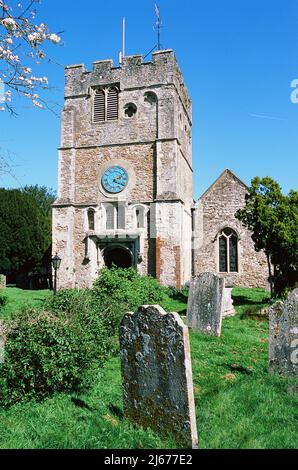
187, 272, 224, 336
0, 320, 6, 364
221, 287, 235, 318
269, 289, 298, 377
0, 274, 6, 289
120, 305, 198, 449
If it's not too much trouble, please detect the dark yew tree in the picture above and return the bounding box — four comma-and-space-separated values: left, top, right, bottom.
236, 177, 298, 297
0, 188, 51, 276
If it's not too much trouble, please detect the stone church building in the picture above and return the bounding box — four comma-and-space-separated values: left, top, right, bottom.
52, 49, 268, 290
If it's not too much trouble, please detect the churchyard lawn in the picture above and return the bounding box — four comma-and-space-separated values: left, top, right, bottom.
0, 287, 297, 449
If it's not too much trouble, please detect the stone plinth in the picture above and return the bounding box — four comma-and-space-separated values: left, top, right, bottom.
222, 287, 235, 318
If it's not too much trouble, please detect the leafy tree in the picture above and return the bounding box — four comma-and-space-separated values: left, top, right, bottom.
236, 177, 298, 297
22, 184, 56, 216
0, 188, 50, 275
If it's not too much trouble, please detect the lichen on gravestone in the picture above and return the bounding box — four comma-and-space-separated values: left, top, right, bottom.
187, 272, 224, 336
269, 288, 298, 377
0, 274, 6, 289
119, 305, 198, 449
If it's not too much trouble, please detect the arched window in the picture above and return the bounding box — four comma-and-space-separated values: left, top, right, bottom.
93, 86, 119, 123
218, 228, 238, 273
107, 87, 118, 120
87, 208, 95, 231
93, 89, 105, 122
144, 91, 157, 106
135, 207, 145, 229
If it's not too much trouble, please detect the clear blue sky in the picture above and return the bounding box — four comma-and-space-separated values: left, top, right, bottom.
1, 0, 298, 198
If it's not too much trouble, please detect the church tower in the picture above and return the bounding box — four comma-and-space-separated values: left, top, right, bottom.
52, 50, 193, 288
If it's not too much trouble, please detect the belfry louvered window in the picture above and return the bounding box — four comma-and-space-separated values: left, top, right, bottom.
218, 228, 238, 273
93, 86, 119, 123
107, 87, 118, 120
93, 89, 105, 122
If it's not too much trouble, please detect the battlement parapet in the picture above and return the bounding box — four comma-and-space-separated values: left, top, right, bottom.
64, 49, 190, 111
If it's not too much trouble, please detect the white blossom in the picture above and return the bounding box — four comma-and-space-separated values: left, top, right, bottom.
49, 33, 60, 44
0, 1, 61, 112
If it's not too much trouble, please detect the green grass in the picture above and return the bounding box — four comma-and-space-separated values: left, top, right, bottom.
0, 287, 51, 320
0, 286, 297, 449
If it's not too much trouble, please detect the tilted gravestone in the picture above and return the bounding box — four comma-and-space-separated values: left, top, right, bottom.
187, 272, 224, 336
269, 288, 298, 377
0, 275, 6, 289
120, 305, 198, 449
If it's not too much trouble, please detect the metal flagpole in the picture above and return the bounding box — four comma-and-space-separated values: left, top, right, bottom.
155, 3, 162, 50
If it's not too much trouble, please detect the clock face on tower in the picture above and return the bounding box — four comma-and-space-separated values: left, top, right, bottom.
101, 165, 129, 194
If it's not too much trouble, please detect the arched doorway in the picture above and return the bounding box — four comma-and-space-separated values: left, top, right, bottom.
104, 245, 133, 269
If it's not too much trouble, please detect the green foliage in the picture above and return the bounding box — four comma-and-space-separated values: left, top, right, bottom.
236, 176, 298, 296
21, 185, 56, 217
92, 267, 167, 310
0, 269, 168, 408
0, 290, 124, 407
0, 188, 51, 275
0, 287, 297, 449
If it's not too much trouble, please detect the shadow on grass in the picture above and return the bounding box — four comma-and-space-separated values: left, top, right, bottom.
108, 404, 124, 420
232, 295, 269, 306
222, 363, 254, 375
167, 289, 189, 304
71, 397, 94, 412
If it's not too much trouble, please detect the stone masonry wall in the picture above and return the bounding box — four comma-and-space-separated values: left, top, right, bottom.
53, 50, 193, 289
194, 170, 269, 289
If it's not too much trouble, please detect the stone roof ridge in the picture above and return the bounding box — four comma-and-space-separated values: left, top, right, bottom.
198, 169, 249, 201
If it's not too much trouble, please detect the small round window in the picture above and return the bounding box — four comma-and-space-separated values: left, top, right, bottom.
124, 103, 137, 118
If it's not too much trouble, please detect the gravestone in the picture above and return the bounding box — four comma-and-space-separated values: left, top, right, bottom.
0, 275, 6, 289
120, 305, 198, 449
222, 287, 235, 318
269, 289, 298, 377
187, 272, 224, 336
0, 320, 6, 364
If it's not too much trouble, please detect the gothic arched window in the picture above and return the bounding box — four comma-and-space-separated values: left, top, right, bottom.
218, 228, 238, 273
87, 208, 95, 231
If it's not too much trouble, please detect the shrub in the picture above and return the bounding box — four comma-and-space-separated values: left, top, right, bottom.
0, 269, 168, 407
0, 294, 124, 407
92, 267, 167, 311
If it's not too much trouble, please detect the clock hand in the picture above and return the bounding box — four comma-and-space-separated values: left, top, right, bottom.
113, 178, 125, 186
